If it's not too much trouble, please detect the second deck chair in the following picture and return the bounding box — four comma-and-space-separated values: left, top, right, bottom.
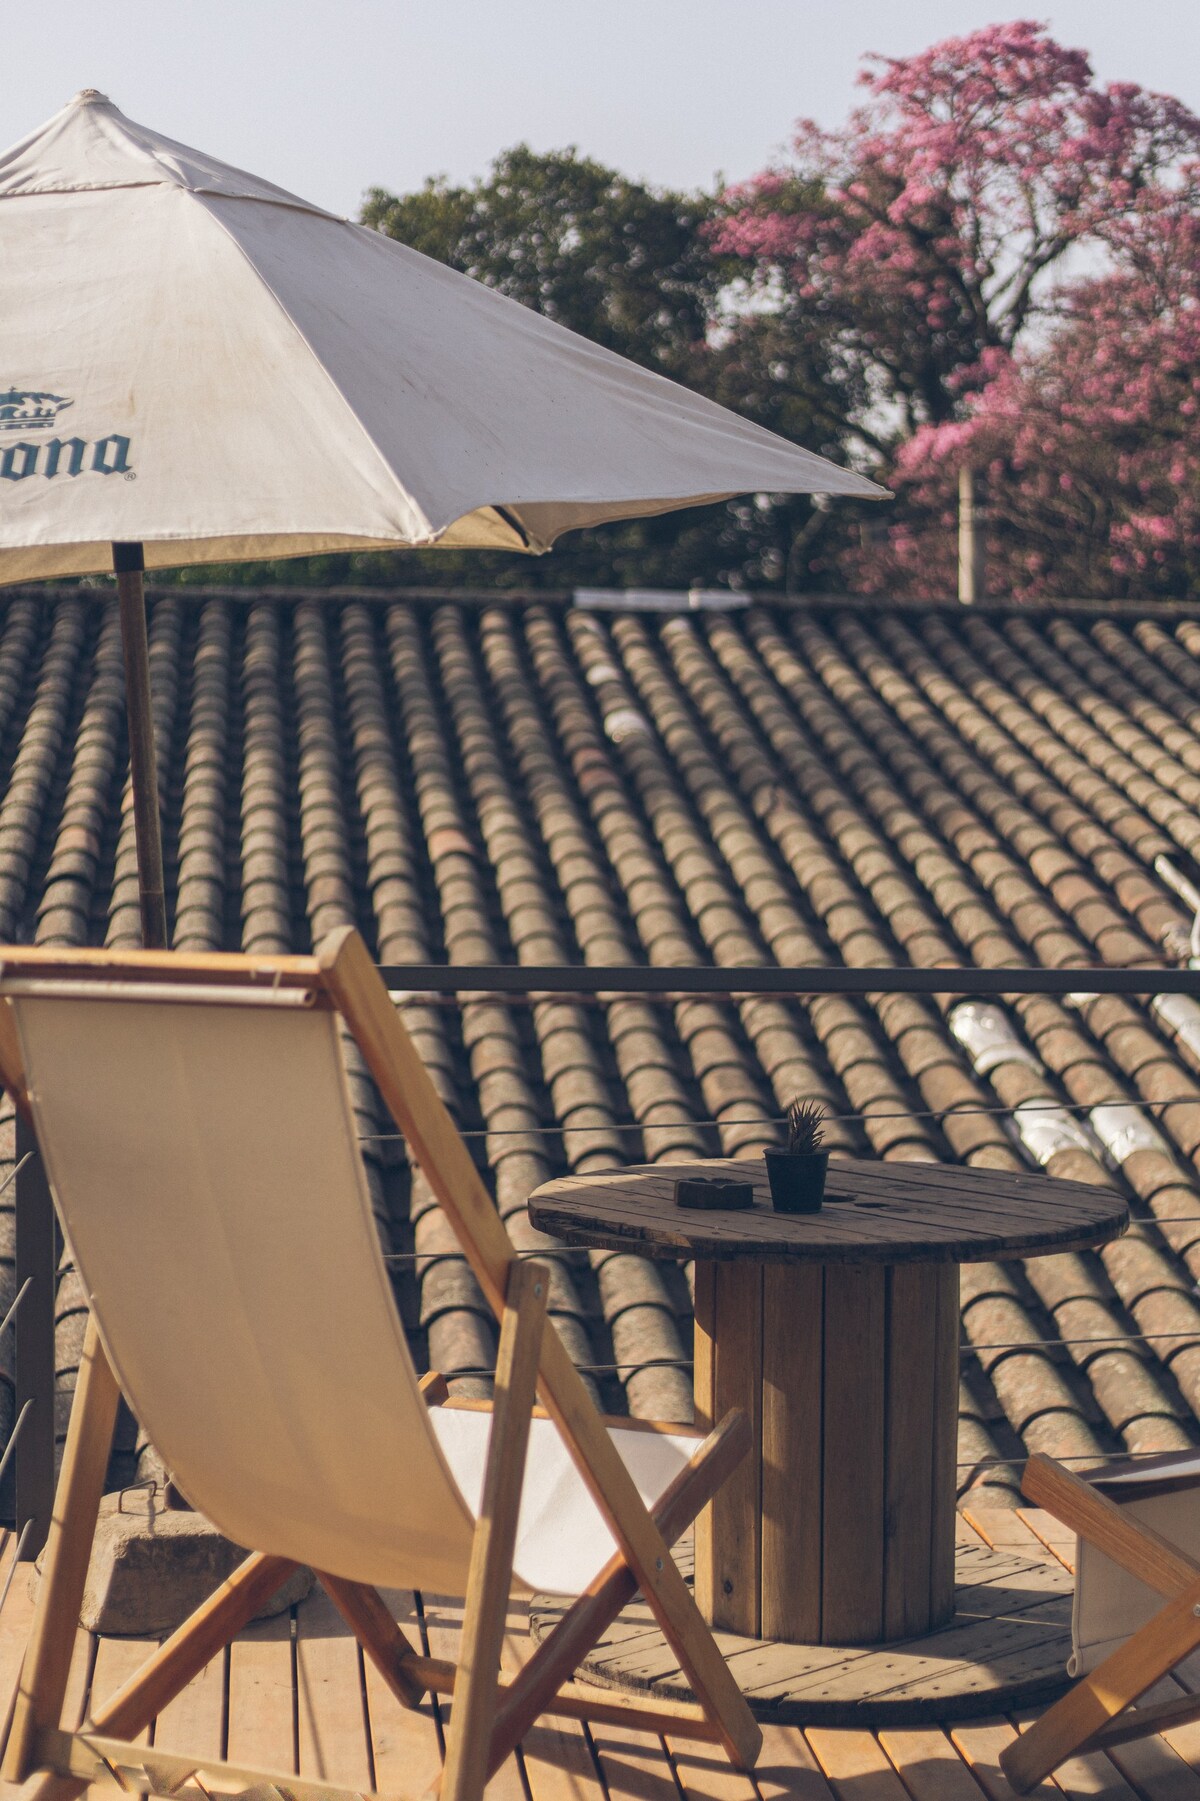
1001, 1450, 1200, 1792
0, 927, 760, 1801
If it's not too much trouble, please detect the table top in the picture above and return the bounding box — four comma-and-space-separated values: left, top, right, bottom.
528, 1155, 1129, 1265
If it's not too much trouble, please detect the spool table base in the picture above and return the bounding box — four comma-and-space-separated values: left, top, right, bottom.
529, 1528, 1074, 1726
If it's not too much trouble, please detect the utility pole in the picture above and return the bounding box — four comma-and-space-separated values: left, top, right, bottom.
958, 466, 985, 603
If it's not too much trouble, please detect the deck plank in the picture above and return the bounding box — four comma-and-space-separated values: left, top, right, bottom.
419, 1588, 526, 1801
950, 1720, 1057, 1799
1019, 1510, 1076, 1568
589, 1721, 679, 1801
805, 1727, 912, 1800
60, 1626, 94, 1732
3, 1507, 1200, 1801
519, 1719, 605, 1801
0, 1534, 35, 1753
88, 1638, 158, 1746
1008, 1711, 1138, 1801
295, 1584, 372, 1789
879, 1726, 991, 1799
225, 1607, 295, 1776
1102, 1730, 1200, 1801
359, 1588, 442, 1799
754, 1724, 837, 1799
151, 1643, 225, 1763
666, 1730, 758, 1798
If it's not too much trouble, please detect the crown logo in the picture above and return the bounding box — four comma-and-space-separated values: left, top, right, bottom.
0, 389, 73, 432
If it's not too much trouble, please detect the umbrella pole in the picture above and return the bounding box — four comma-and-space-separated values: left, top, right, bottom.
112, 543, 169, 950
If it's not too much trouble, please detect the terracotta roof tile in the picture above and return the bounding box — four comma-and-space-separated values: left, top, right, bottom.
6, 591, 1200, 1503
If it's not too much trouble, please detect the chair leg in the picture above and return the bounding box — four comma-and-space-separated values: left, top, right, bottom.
1001, 1568, 1200, 1793
486, 1406, 751, 1778
1022, 1453, 1199, 1595
319, 1573, 428, 1708
441, 1260, 548, 1801
2, 1315, 121, 1785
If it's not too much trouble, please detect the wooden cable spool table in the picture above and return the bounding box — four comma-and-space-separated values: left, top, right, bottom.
530, 1156, 1128, 1667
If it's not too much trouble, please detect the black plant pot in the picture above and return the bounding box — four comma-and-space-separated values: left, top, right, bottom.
764, 1149, 828, 1213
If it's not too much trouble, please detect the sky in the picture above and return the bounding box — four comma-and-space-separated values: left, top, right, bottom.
5, 3, 1200, 218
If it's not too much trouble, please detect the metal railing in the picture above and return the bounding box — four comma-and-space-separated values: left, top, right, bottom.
3, 1115, 56, 1566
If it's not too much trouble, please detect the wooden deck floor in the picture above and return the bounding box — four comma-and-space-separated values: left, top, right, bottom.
2, 1508, 1200, 1801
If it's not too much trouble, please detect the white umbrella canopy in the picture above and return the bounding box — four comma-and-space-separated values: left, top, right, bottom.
0, 90, 884, 580
0, 90, 887, 943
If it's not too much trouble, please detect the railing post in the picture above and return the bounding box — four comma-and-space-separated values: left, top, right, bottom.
15, 1115, 56, 1559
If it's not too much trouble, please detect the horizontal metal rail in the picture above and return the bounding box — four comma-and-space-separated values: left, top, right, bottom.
379, 963, 1200, 998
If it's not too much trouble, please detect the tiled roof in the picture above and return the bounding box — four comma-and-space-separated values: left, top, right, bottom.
4, 589, 1200, 1505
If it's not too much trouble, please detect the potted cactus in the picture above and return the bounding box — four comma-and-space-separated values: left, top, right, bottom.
764, 1099, 828, 1213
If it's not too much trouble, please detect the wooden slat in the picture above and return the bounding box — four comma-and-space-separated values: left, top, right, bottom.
667, 1729, 759, 1798
883, 1266, 937, 1639
951, 1719, 1057, 1798
804, 1727, 911, 1800
964, 1510, 1049, 1554
495, 1588, 606, 1801
1037, 1747, 1140, 1800
1018, 1507, 1076, 1569
761, 1263, 822, 1642
294, 1585, 372, 1790
359, 1587, 443, 1798
59, 1628, 94, 1737
0, 1529, 34, 1751
879, 1725, 998, 1799
693, 1261, 762, 1636
589, 1720, 680, 1801
226, 1609, 296, 1778
147, 1643, 224, 1764
753, 1724, 837, 1800
930, 1264, 960, 1624
1103, 1729, 1200, 1800
420, 1590, 527, 1800
87, 1639, 158, 1745
822, 1266, 885, 1644
518, 1717, 606, 1801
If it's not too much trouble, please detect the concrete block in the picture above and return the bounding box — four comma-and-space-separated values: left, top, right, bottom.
31, 1488, 313, 1635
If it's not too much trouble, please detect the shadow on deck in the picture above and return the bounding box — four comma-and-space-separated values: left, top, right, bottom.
1, 1508, 1199, 1800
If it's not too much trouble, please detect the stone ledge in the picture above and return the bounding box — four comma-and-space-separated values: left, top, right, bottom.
32, 1489, 313, 1635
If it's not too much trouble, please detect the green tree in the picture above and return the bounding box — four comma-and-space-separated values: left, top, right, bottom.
364, 145, 716, 380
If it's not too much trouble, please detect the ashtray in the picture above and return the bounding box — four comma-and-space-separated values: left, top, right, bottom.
674, 1177, 754, 1211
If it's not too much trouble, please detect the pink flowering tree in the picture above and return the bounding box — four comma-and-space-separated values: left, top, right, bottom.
713, 20, 1200, 438
854, 202, 1200, 598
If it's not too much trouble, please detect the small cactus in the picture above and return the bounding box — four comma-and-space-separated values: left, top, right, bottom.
786, 1098, 826, 1155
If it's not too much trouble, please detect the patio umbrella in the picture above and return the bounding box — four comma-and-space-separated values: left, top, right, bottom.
0, 89, 886, 947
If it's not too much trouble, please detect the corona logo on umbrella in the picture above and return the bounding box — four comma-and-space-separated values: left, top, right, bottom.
0, 389, 132, 481
0, 388, 73, 430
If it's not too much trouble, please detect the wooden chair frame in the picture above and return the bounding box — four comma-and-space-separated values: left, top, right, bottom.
0, 926, 761, 1801
1002, 1452, 1200, 1793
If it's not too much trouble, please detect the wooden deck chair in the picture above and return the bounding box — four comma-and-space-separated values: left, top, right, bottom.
0, 927, 760, 1801
1002, 1450, 1200, 1792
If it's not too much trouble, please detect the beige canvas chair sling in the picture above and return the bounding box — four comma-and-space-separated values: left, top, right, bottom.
0, 927, 760, 1801
1002, 1451, 1200, 1792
